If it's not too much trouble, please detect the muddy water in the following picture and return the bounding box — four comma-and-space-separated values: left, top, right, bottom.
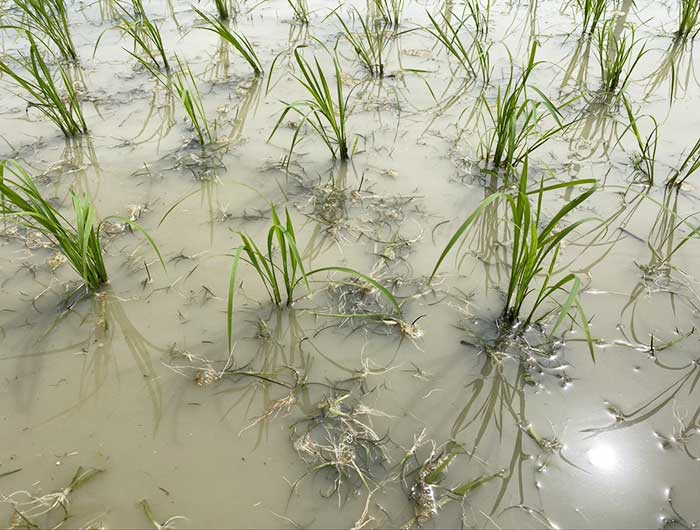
1, 0, 700, 528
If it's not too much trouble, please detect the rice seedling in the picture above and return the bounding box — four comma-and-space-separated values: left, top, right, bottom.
98, 0, 170, 71
595, 20, 646, 95
335, 8, 391, 77
140, 498, 186, 530
8, 0, 77, 62
269, 47, 351, 162
288, 0, 310, 24
170, 57, 215, 145
480, 42, 570, 171
194, 7, 263, 76
426, 11, 492, 84
0, 34, 87, 136
574, 0, 606, 35
621, 96, 658, 185
666, 137, 700, 188
1, 466, 102, 528
371, 0, 404, 27
0, 160, 164, 293
231, 206, 401, 314
430, 159, 597, 355
677, 0, 700, 38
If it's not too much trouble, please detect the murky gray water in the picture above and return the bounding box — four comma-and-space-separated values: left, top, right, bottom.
1, 0, 700, 528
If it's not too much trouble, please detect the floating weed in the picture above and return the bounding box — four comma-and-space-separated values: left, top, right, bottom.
269, 47, 351, 163
139, 498, 186, 530
1, 466, 103, 529
0, 34, 87, 136
595, 20, 646, 95
0, 160, 164, 293
9, 0, 77, 61
431, 159, 597, 356
335, 7, 392, 78
194, 7, 263, 76
290, 391, 390, 503
677, 0, 700, 39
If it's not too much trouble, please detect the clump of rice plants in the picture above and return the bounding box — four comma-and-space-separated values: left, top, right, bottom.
335, 8, 391, 77
677, 0, 700, 38
269, 47, 351, 162
9, 0, 77, 62
430, 159, 596, 356
574, 0, 606, 35
99, 0, 170, 70
0, 160, 163, 294
595, 20, 646, 95
480, 42, 570, 171
0, 34, 87, 136
231, 206, 400, 312
194, 7, 263, 76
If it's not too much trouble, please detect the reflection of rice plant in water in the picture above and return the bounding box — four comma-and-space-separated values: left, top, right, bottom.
431, 159, 596, 355
666, 137, 700, 188
269, 47, 351, 162
10, 0, 77, 61
0, 160, 163, 293
621, 96, 658, 185
194, 7, 263, 76
595, 20, 646, 95
0, 34, 87, 136
335, 7, 391, 78
677, 0, 700, 38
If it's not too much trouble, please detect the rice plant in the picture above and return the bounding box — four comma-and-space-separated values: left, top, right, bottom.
214, 0, 236, 20
574, 0, 606, 35
595, 20, 646, 95
430, 159, 596, 354
0, 160, 164, 293
677, 0, 700, 38
666, 137, 700, 188
465, 0, 490, 37
427, 11, 492, 84
9, 0, 77, 62
371, 0, 404, 27
288, 0, 310, 24
101, 0, 170, 71
194, 7, 263, 76
0, 34, 87, 136
171, 57, 215, 145
480, 42, 569, 171
231, 206, 400, 312
336, 8, 391, 77
269, 47, 351, 161
622, 96, 658, 185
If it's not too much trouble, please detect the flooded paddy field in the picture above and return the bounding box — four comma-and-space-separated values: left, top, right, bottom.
1, 0, 700, 527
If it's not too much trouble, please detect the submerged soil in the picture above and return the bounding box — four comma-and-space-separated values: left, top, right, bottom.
1, 0, 700, 528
